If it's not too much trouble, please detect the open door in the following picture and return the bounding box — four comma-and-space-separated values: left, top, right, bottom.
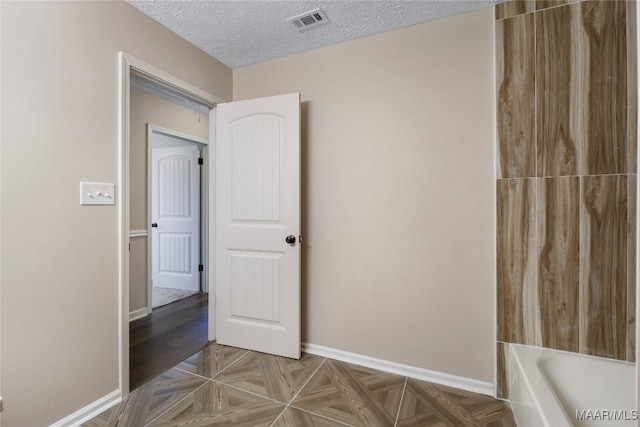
215, 93, 301, 359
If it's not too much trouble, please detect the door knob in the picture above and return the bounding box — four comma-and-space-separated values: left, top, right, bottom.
285, 235, 296, 244
151, 223, 158, 228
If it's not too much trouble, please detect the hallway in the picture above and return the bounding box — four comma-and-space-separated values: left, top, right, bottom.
129, 293, 208, 390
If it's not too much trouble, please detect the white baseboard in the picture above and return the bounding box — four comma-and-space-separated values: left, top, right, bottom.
302, 342, 495, 397
129, 307, 149, 322
50, 389, 121, 427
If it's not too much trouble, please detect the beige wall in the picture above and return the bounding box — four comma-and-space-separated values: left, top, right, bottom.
129, 87, 209, 313
234, 7, 496, 382
0, 1, 230, 425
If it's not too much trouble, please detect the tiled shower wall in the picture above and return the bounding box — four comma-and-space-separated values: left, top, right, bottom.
495, 0, 637, 398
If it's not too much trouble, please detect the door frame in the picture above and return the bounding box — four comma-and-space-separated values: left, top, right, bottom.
118, 52, 224, 397
146, 125, 209, 313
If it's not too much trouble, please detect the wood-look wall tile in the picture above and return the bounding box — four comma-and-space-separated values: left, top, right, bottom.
497, 14, 536, 178
581, 1, 628, 175
496, 342, 509, 399
628, 174, 636, 362
497, 179, 540, 344
580, 175, 628, 360
627, 0, 637, 174
496, 1, 535, 20
537, 177, 580, 352
536, 3, 581, 177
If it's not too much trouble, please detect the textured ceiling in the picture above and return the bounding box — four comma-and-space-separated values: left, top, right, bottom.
127, 0, 499, 69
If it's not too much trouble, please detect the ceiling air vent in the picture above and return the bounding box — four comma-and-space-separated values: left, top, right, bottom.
288, 8, 329, 31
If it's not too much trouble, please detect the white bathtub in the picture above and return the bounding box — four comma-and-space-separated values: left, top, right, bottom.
509, 344, 636, 427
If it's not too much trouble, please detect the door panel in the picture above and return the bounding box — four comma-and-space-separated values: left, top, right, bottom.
230, 115, 283, 221
151, 140, 200, 292
230, 250, 283, 323
216, 93, 301, 359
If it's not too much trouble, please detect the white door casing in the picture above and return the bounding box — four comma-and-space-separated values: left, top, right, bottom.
215, 93, 301, 359
151, 133, 201, 292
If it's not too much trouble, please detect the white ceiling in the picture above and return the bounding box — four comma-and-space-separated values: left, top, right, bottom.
127, 0, 499, 69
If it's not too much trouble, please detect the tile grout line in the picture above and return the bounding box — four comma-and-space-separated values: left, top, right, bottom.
143, 377, 213, 427
141, 348, 252, 426
212, 348, 252, 379
173, 367, 211, 382
498, 173, 638, 182
172, 347, 250, 381
267, 357, 329, 427
534, 0, 537, 180
213, 378, 288, 405
393, 377, 408, 427
496, 0, 581, 22
579, 170, 584, 353
267, 405, 289, 427
142, 375, 294, 427
287, 405, 354, 427
289, 357, 327, 405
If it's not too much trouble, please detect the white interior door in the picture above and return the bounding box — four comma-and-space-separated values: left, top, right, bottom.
216, 93, 301, 359
151, 133, 201, 292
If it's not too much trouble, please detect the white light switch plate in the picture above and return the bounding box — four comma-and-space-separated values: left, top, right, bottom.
80, 182, 115, 205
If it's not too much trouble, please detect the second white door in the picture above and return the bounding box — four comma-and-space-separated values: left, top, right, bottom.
151, 132, 201, 292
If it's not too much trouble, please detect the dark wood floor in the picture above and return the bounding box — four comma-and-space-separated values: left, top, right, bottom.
129, 293, 209, 390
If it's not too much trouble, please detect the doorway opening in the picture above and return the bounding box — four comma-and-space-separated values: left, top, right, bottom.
129, 78, 212, 389
129, 124, 209, 389
119, 53, 223, 397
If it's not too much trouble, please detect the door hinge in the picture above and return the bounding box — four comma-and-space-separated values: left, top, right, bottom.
0, 396, 4, 412
198, 158, 203, 165
199, 264, 204, 272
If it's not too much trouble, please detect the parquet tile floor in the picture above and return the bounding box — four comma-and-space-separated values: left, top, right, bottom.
84, 342, 516, 427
